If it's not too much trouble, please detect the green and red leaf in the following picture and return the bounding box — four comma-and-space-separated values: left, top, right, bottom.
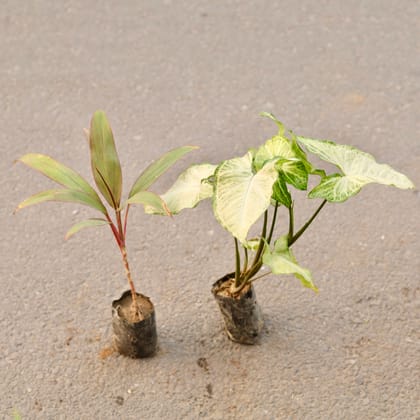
15, 189, 107, 214
17, 153, 100, 198
126, 190, 171, 216
89, 111, 123, 209
129, 146, 198, 198
65, 218, 110, 240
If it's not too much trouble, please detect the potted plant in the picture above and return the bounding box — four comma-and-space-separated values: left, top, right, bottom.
15, 110, 196, 358
148, 112, 414, 344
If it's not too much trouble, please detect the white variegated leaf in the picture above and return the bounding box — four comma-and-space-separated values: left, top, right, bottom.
263, 235, 317, 291
213, 152, 278, 243
297, 137, 414, 202
144, 163, 216, 214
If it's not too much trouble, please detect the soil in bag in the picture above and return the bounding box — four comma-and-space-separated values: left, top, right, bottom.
212, 274, 263, 344
112, 290, 157, 358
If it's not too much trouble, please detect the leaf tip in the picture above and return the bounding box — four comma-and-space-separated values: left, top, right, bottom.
259, 111, 274, 119
14, 155, 29, 166
13, 202, 24, 214
92, 109, 107, 119
64, 229, 77, 240
163, 200, 172, 217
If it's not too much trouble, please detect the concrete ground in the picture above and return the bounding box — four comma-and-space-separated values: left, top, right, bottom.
1, 1, 419, 418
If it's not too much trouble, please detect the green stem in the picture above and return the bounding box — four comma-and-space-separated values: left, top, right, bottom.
251, 210, 268, 268
289, 199, 327, 246
243, 210, 268, 283
267, 202, 279, 245
287, 202, 294, 244
234, 238, 241, 288
244, 260, 263, 283
242, 246, 249, 274
123, 204, 130, 238
231, 210, 269, 295
248, 270, 272, 284
230, 276, 251, 295
232, 260, 265, 295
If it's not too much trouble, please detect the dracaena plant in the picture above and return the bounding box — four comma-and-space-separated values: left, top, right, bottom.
16, 110, 196, 318
148, 112, 414, 295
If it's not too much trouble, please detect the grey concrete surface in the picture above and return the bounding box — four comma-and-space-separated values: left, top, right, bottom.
1, 1, 419, 419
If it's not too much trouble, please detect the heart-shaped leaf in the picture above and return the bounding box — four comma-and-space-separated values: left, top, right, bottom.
298, 137, 415, 202
276, 158, 308, 190
263, 235, 317, 291
308, 174, 364, 202
254, 135, 295, 171
145, 163, 216, 215
213, 152, 279, 243
259, 113, 325, 177
272, 175, 292, 208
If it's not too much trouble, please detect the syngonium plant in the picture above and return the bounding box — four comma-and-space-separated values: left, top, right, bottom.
16, 110, 196, 319
147, 113, 414, 295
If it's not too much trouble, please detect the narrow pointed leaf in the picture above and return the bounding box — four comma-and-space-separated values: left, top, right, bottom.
89, 110, 122, 209
65, 218, 110, 240
213, 152, 279, 243
127, 191, 171, 216
129, 146, 198, 197
298, 137, 415, 202
263, 236, 317, 291
144, 163, 216, 215
17, 153, 100, 198
16, 189, 107, 214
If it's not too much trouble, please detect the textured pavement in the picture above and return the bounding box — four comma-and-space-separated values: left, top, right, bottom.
1, 1, 419, 418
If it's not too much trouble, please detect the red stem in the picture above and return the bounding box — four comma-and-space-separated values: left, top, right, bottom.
105, 213, 123, 248
105, 206, 140, 316
116, 210, 125, 246
115, 207, 139, 314
120, 245, 139, 313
